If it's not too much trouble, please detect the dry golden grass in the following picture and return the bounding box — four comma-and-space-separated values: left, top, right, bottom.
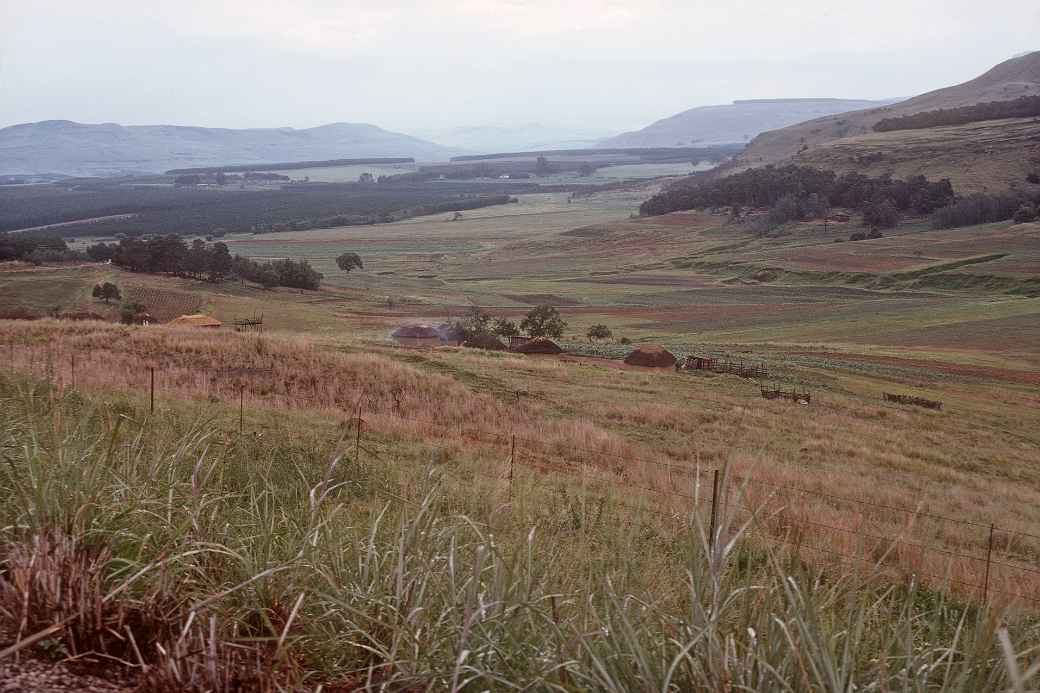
2, 318, 1040, 606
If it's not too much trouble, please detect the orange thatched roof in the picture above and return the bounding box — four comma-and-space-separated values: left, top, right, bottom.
168, 313, 222, 328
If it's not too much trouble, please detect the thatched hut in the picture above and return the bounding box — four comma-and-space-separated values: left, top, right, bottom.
168, 313, 222, 328
513, 337, 563, 354
624, 344, 676, 368
391, 324, 441, 347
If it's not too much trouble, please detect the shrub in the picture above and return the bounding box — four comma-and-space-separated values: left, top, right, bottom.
1013, 203, 1038, 223
1026, 173, 1040, 185
587, 324, 613, 342
92, 282, 121, 304
849, 232, 867, 242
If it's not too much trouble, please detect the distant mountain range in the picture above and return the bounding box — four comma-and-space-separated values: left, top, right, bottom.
733, 51, 1040, 192
597, 98, 899, 148
410, 123, 613, 153
0, 120, 457, 176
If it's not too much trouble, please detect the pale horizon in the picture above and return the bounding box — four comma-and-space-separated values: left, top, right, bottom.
1, 1, 1037, 135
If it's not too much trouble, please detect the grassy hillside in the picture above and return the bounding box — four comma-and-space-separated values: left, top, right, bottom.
732, 52, 1040, 191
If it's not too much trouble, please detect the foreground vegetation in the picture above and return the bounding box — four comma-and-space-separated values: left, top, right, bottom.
4, 372, 1040, 690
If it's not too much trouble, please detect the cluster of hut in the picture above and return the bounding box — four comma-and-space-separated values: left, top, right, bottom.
391, 323, 684, 368
391, 324, 566, 354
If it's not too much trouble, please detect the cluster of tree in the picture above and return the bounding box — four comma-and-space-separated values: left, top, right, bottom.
461, 304, 569, 341
231, 256, 324, 290
0, 233, 83, 264
166, 158, 413, 175
642, 165, 955, 217
85, 235, 323, 290
874, 96, 1040, 132
931, 192, 1040, 229
87, 236, 233, 280
641, 165, 956, 234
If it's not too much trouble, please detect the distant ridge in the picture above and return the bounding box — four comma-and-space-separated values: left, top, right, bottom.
0, 121, 456, 177
597, 98, 898, 148
736, 51, 1040, 169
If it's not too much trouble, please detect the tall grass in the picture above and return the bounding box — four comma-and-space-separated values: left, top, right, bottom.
2, 374, 1040, 689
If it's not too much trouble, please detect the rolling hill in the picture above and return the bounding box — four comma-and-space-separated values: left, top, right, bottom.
0, 120, 457, 177
732, 51, 1040, 191
597, 98, 897, 148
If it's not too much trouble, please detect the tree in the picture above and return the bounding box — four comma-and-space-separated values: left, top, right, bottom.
520, 304, 566, 339
215, 171, 227, 186
587, 324, 612, 343
534, 156, 553, 176
358, 172, 375, 184
335, 252, 363, 272
463, 306, 493, 338
493, 318, 519, 338
92, 282, 121, 304
1028, 173, 1040, 185
862, 199, 900, 229
209, 242, 233, 281
254, 265, 280, 290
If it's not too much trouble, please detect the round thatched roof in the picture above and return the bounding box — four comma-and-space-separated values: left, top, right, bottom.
624, 344, 676, 368
462, 333, 508, 351
513, 337, 563, 354
168, 313, 222, 328
392, 324, 440, 339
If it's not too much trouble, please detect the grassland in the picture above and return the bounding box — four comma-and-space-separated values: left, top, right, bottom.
2, 184, 1039, 688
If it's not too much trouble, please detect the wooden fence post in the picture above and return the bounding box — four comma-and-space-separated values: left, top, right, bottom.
984, 523, 995, 604
509, 434, 516, 497
709, 469, 721, 552
239, 385, 245, 435
150, 367, 155, 414
354, 401, 363, 462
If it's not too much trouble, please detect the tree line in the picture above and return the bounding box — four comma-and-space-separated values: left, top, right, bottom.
639, 165, 955, 233
874, 96, 1040, 132
85, 236, 324, 290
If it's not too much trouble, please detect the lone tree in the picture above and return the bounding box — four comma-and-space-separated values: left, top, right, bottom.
335, 252, 363, 272
586, 324, 612, 343
520, 304, 566, 339
92, 282, 121, 304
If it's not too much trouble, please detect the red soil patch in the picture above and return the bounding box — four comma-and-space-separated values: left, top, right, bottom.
790, 351, 1040, 386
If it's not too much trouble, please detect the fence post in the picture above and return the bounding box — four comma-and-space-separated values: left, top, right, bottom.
239, 385, 245, 435
354, 401, 363, 462
71, 353, 76, 389
984, 523, 995, 604
150, 367, 155, 414
708, 469, 721, 552
509, 434, 516, 497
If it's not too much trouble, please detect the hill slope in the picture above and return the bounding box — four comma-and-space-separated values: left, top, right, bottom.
0, 120, 457, 176
598, 98, 897, 148
734, 52, 1040, 189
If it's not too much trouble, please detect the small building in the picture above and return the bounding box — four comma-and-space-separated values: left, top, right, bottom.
392, 324, 442, 348
168, 313, 222, 328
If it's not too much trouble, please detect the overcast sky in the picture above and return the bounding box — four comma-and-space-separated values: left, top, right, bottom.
1, 0, 1037, 136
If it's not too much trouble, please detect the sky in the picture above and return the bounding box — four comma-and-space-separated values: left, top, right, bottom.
1, 0, 1037, 137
